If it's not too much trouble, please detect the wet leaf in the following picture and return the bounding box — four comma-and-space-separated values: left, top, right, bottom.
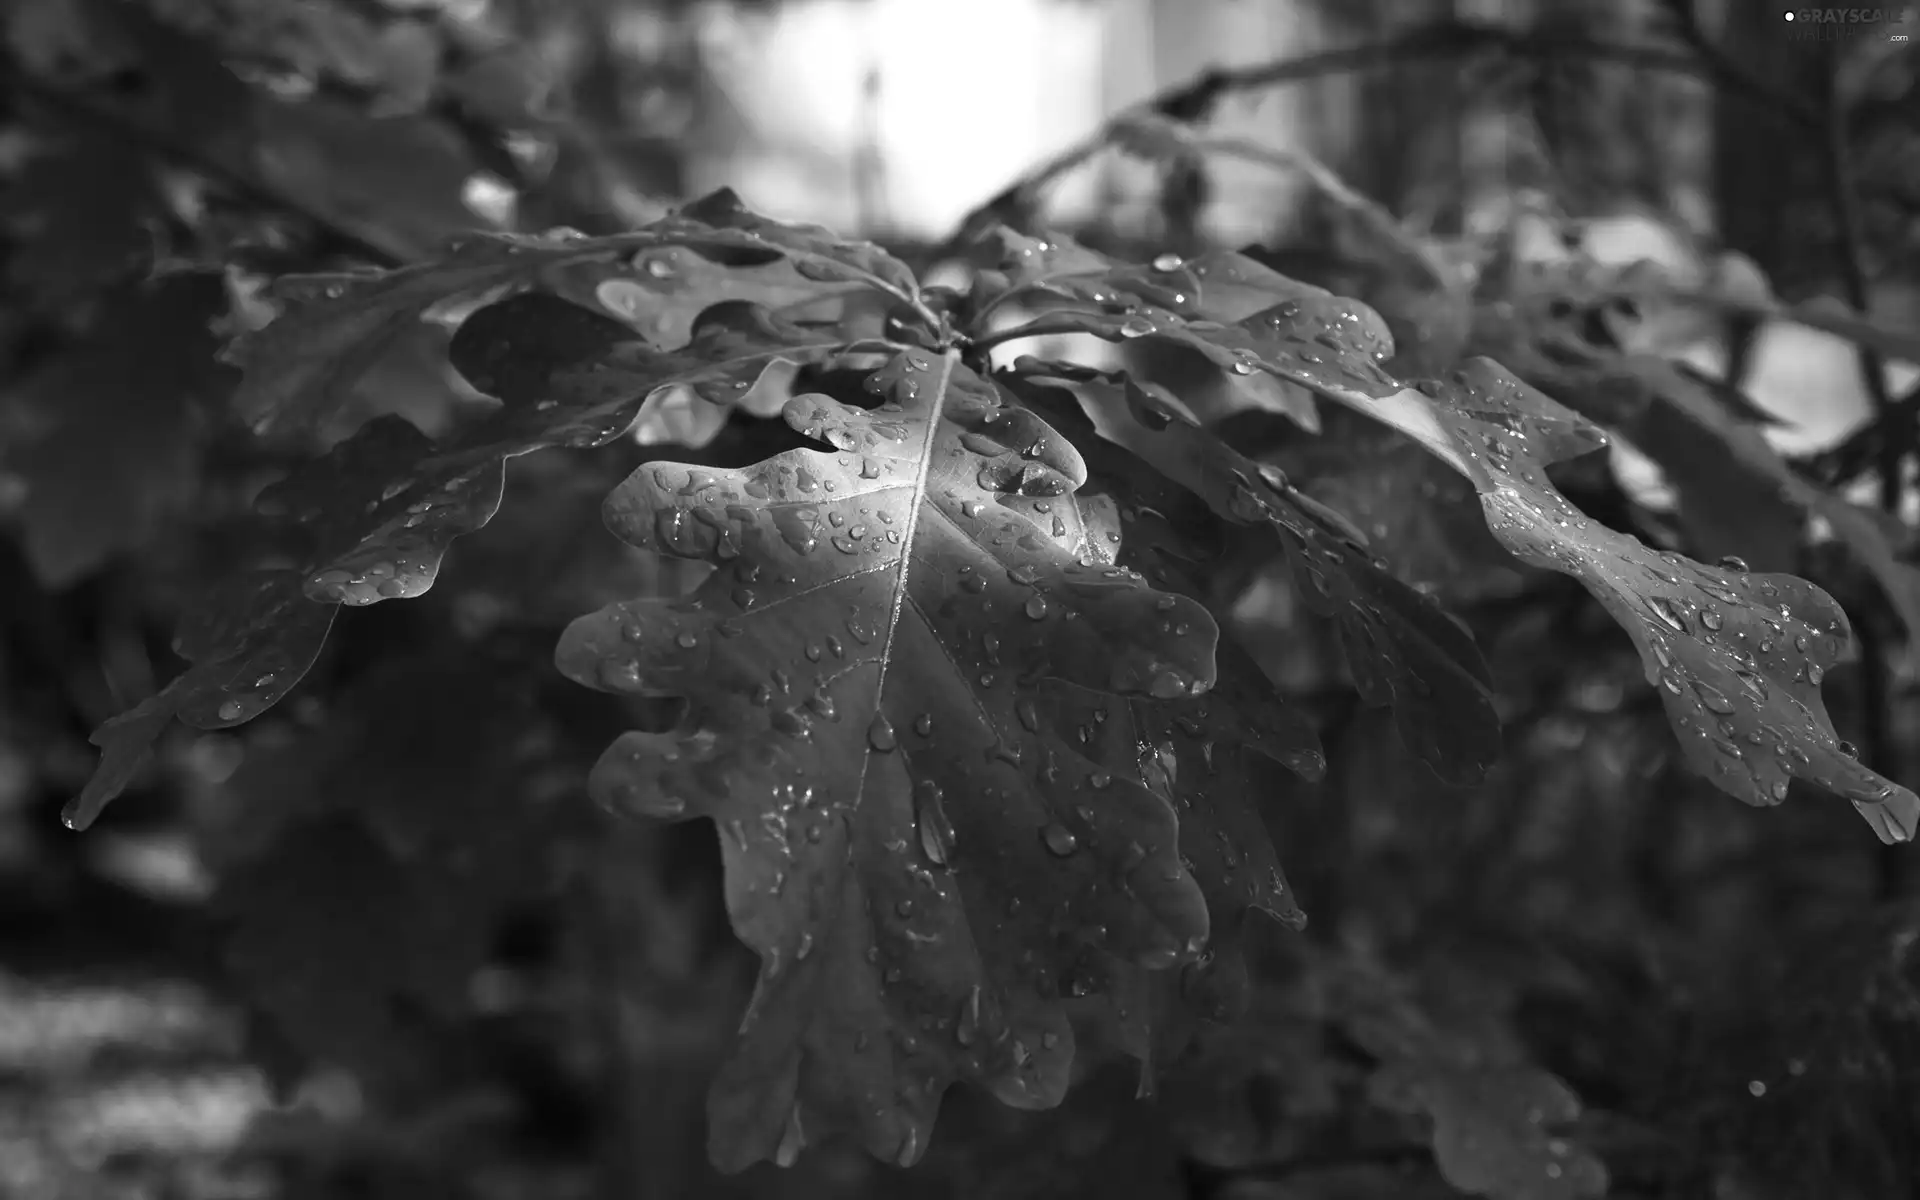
1006, 362, 1499, 785
1017, 396, 1327, 1074
984, 231, 1326, 325
982, 231, 1401, 428
671, 186, 921, 299
63, 570, 338, 831
557, 351, 1235, 1170
70, 293, 854, 827
1504, 341, 1920, 667
1415, 359, 1918, 842
226, 191, 918, 438
555, 243, 869, 349
258, 414, 505, 607
447, 292, 855, 451
1264, 408, 1526, 602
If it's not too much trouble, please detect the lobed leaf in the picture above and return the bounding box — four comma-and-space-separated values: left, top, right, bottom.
1479, 278, 1920, 662
974, 229, 1914, 839
555, 349, 1298, 1169
225, 189, 919, 438
1415, 359, 1918, 842
63, 569, 337, 831
69, 291, 851, 827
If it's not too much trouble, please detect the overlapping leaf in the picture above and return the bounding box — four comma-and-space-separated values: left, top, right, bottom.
550, 243, 869, 349
980, 232, 1356, 427
1004, 363, 1500, 784
1412, 359, 1918, 842
554, 349, 1303, 1169
225, 188, 919, 437
978, 235, 1915, 837
1476, 266, 1920, 659
64, 569, 337, 831
69, 292, 855, 827
1005, 381, 1327, 1072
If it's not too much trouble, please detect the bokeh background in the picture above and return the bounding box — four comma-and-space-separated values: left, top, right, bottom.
1, 1, 1917, 1198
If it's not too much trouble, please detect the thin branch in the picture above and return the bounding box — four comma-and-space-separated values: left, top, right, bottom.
937, 17, 1818, 260
1818, 64, 1903, 512
1806, 40, 1911, 897
1656, 0, 1821, 129
5, 69, 410, 269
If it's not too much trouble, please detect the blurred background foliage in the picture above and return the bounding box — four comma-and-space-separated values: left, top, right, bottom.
0, 0, 1917, 1198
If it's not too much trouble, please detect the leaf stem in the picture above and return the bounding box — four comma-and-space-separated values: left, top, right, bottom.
967, 316, 1099, 358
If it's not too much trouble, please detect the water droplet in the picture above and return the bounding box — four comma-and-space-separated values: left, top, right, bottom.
1645, 595, 1688, 633
867, 714, 898, 752
913, 713, 934, 736
1015, 697, 1040, 732
1041, 823, 1078, 856
916, 781, 955, 865
1024, 594, 1049, 620
1718, 555, 1750, 573
216, 698, 245, 722
1691, 681, 1736, 714
1151, 253, 1184, 271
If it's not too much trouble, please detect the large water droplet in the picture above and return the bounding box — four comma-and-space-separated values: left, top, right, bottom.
1691, 681, 1736, 715
916, 781, 955, 865
1041, 823, 1078, 856
1644, 595, 1688, 633
867, 714, 898, 752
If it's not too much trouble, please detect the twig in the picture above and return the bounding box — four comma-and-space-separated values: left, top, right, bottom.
938, 17, 1819, 260
1656, 0, 1821, 129
1796, 379, 1920, 489
1813, 44, 1910, 894
4, 68, 410, 269
1818, 66, 1903, 511
1196, 133, 1456, 288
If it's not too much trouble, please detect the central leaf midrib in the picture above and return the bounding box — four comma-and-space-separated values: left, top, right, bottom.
851, 351, 958, 807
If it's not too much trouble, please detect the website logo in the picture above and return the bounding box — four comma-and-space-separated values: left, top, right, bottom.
1782, 7, 1914, 40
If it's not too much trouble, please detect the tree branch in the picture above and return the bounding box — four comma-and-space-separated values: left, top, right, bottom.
1656, 0, 1821, 129
938, 16, 1820, 260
